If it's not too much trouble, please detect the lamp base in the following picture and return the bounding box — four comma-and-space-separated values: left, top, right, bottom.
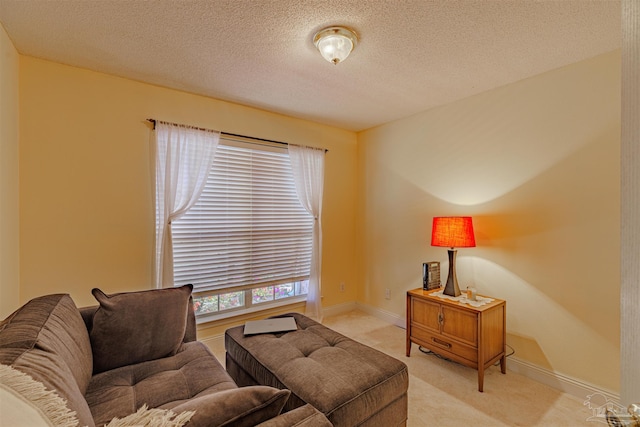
442, 249, 461, 297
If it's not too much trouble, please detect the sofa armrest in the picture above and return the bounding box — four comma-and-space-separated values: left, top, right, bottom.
255, 404, 332, 427
78, 296, 197, 343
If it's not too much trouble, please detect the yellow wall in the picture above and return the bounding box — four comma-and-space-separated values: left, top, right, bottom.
13, 49, 621, 391
0, 25, 20, 319
18, 57, 358, 330
357, 51, 621, 392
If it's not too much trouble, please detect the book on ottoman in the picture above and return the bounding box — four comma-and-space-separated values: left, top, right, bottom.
243, 317, 297, 336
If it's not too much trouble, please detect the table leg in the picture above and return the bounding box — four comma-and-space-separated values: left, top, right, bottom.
406, 293, 411, 357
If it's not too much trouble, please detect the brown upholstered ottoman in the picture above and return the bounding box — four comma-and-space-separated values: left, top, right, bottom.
225, 313, 408, 427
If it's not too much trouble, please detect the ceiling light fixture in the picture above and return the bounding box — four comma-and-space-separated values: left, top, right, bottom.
313, 26, 358, 65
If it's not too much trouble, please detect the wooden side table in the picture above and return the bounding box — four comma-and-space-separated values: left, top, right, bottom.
406, 288, 506, 392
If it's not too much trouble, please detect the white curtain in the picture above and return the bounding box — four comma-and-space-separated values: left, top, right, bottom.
288, 145, 325, 321
154, 122, 220, 288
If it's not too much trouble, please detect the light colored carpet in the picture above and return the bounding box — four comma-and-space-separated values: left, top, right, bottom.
207, 309, 595, 426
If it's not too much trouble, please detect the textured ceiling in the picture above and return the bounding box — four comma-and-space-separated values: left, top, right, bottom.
0, 0, 622, 131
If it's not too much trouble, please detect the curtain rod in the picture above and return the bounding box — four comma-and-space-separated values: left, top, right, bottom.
146, 118, 328, 152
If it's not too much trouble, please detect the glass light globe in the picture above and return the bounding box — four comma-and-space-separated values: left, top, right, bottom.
313, 27, 358, 65
317, 34, 353, 64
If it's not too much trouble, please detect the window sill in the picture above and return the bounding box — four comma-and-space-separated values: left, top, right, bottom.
195, 295, 307, 325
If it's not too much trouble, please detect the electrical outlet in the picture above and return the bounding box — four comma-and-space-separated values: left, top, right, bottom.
339, 282, 345, 292
385, 288, 391, 299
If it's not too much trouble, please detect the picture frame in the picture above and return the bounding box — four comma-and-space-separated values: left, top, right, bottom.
423, 262, 441, 290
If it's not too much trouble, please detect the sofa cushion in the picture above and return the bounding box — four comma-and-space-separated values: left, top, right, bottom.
0, 294, 95, 427
255, 403, 333, 427
90, 285, 193, 374
168, 386, 290, 427
172, 386, 291, 427
85, 341, 238, 426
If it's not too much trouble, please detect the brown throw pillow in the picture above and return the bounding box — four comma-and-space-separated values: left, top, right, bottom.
90, 285, 193, 374
168, 386, 291, 427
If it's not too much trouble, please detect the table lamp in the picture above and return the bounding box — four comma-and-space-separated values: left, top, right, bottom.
431, 216, 476, 297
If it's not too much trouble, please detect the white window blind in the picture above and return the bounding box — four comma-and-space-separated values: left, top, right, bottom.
171, 140, 314, 293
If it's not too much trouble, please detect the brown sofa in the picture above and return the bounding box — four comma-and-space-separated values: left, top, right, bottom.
0, 287, 331, 427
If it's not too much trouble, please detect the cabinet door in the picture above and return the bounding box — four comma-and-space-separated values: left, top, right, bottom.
411, 298, 441, 333
441, 306, 478, 347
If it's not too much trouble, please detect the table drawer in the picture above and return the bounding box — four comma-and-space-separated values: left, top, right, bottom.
411, 325, 478, 363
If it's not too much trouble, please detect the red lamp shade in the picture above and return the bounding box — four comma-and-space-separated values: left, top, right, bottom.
431, 217, 476, 248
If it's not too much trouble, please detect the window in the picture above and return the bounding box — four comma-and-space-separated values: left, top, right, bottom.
171, 139, 314, 320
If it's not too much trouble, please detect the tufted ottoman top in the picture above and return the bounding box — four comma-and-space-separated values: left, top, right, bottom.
225, 313, 408, 427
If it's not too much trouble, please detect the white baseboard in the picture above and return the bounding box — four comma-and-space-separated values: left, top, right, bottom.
322, 301, 357, 318
354, 302, 406, 328
507, 356, 620, 403
199, 334, 224, 348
